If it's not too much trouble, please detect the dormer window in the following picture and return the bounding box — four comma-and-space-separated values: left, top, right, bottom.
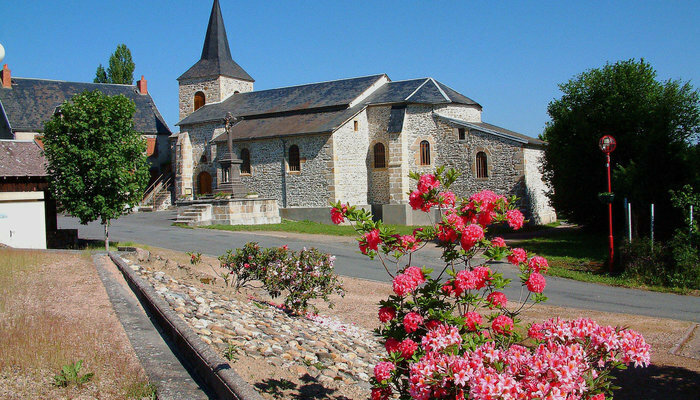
194, 91, 206, 111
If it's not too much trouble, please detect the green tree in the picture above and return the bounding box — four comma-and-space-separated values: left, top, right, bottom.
43, 90, 149, 250
541, 59, 699, 237
93, 44, 135, 84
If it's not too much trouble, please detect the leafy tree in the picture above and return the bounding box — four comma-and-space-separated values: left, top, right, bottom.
93, 44, 135, 84
541, 59, 699, 237
43, 90, 149, 250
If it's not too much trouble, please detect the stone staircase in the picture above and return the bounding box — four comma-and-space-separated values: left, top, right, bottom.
140, 174, 173, 212
174, 204, 212, 226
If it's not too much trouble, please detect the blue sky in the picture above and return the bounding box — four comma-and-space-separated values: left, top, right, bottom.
1, 1, 697, 138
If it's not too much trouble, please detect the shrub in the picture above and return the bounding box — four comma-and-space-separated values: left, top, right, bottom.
219, 243, 344, 314
333, 166, 650, 400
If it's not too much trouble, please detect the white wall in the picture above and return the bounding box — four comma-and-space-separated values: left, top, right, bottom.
0, 192, 47, 249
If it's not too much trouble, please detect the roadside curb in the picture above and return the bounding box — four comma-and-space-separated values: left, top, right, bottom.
670, 323, 698, 358
109, 252, 264, 400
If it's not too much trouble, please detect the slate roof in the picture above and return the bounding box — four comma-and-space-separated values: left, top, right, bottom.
178, 74, 387, 126
178, 0, 253, 82
364, 78, 481, 108
435, 114, 544, 146
0, 140, 46, 177
212, 105, 363, 143
0, 78, 172, 135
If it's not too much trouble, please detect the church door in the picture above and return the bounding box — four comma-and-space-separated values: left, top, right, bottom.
198, 171, 212, 194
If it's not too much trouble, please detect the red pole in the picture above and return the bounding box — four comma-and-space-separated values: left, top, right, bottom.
606, 154, 614, 272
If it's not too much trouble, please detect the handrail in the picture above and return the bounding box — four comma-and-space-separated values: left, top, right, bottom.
151, 176, 173, 208
142, 172, 172, 206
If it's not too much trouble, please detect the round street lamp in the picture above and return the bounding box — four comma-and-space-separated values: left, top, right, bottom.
599, 135, 616, 272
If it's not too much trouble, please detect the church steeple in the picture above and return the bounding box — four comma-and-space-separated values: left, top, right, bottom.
178, 0, 254, 82
178, 0, 254, 121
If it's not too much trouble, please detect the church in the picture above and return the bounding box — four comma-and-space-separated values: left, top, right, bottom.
174, 0, 556, 225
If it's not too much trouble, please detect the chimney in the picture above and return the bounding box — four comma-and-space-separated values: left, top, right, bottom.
1, 64, 10, 89
136, 75, 147, 94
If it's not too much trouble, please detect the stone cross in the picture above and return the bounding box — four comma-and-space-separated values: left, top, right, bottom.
215, 112, 246, 196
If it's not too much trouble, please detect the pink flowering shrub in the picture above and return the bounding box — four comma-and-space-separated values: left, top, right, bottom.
219, 242, 344, 314
331, 166, 650, 400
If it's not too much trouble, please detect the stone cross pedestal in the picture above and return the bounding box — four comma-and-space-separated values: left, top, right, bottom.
215, 113, 247, 197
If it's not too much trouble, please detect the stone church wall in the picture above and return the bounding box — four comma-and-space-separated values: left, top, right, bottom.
181, 122, 224, 194
178, 77, 253, 121
523, 147, 557, 224
332, 111, 369, 205
227, 134, 333, 208
366, 106, 392, 204
403, 104, 526, 200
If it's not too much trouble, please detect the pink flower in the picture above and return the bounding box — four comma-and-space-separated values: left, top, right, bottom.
409, 190, 424, 211
404, 312, 424, 333
359, 229, 382, 254
590, 395, 605, 400
491, 236, 506, 247
506, 209, 525, 230
404, 266, 426, 285
460, 224, 484, 251
528, 256, 549, 273
438, 191, 456, 207
417, 174, 440, 193
399, 338, 418, 359
527, 272, 546, 293
392, 273, 417, 297
330, 204, 347, 224
394, 234, 419, 252
385, 338, 400, 354
507, 248, 528, 265
378, 306, 396, 323
486, 291, 508, 308
528, 323, 544, 340
374, 361, 396, 382
476, 211, 495, 227
371, 387, 392, 400
492, 315, 514, 335
464, 311, 483, 331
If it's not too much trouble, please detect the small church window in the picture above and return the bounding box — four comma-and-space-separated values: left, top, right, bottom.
458, 128, 466, 140
194, 91, 206, 111
240, 148, 251, 174
476, 151, 488, 178
420, 141, 431, 166
288, 145, 300, 172
374, 143, 386, 168
354, 121, 358, 131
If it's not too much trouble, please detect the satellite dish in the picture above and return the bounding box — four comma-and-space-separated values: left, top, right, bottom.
0, 43, 4, 63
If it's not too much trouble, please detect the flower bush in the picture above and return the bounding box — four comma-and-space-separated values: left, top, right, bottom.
331, 166, 650, 400
218, 242, 344, 314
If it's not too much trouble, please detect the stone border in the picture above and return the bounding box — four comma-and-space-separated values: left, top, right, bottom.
109, 252, 264, 400
669, 323, 698, 357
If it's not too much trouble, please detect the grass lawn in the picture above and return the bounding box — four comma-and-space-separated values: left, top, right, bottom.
195, 219, 431, 236
511, 229, 693, 294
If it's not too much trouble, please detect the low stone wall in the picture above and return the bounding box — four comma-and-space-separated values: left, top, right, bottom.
280, 205, 372, 225
212, 199, 281, 225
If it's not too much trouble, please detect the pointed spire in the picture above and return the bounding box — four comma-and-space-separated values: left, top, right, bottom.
201, 0, 232, 61
178, 0, 254, 82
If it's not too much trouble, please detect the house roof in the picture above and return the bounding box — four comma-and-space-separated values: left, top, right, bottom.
0, 140, 46, 177
435, 114, 545, 146
0, 78, 172, 135
178, 74, 387, 126
363, 78, 481, 108
177, 0, 253, 82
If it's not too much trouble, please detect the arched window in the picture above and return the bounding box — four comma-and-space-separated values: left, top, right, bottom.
234, 91, 240, 94
288, 145, 300, 172
373, 143, 386, 168
419, 140, 431, 166
194, 91, 205, 111
476, 151, 488, 178
240, 148, 251, 174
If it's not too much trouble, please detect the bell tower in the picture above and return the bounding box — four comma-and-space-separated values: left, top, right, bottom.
177, 0, 254, 121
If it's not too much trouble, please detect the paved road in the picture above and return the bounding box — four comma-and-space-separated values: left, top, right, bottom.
59, 211, 700, 323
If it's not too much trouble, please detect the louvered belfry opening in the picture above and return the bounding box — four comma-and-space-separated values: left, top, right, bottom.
288, 145, 300, 171
420, 141, 430, 166
374, 143, 386, 168
476, 151, 488, 178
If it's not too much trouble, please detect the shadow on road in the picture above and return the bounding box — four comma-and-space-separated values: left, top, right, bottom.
614, 363, 699, 399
